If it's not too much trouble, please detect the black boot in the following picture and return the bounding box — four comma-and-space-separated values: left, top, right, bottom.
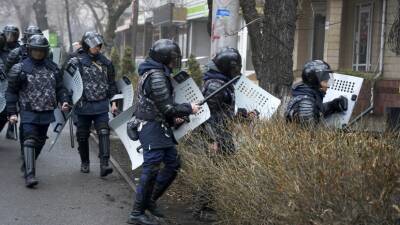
127, 202, 159, 225
147, 170, 177, 217
98, 129, 112, 177
78, 139, 90, 173
23, 145, 38, 188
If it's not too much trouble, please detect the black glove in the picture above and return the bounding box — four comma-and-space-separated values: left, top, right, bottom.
330, 96, 348, 113
127, 120, 140, 141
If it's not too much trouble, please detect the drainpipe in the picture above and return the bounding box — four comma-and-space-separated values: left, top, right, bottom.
346, 0, 387, 128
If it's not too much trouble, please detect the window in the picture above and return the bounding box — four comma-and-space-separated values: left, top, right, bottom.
353, 3, 373, 72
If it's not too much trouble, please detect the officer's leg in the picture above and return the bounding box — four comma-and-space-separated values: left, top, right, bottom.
21, 123, 40, 188
76, 115, 91, 173
147, 147, 181, 218
19, 122, 24, 159
94, 113, 113, 177
34, 124, 50, 160
0, 110, 8, 133
128, 149, 163, 225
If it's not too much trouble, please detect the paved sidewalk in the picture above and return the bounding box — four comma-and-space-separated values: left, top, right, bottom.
0, 124, 133, 225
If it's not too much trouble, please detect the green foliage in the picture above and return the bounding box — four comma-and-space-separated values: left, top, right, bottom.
187, 54, 203, 86
110, 47, 121, 78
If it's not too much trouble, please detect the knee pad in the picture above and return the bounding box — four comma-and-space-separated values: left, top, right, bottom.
23, 138, 37, 148
95, 122, 109, 133
97, 128, 109, 136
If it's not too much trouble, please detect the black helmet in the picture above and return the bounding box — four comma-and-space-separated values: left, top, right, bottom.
302, 60, 333, 88
22, 25, 42, 44
213, 48, 242, 77
27, 34, 49, 59
81, 31, 104, 51
149, 39, 182, 69
3, 25, 20, 43
0, 31, 6, 50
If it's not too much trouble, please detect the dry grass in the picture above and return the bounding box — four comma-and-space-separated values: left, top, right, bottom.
178, 119, 400, 225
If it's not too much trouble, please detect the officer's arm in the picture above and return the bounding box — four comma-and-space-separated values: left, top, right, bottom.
297, 98, 318, 126
202, 81, 228, 112
147, 72, 192, 118
0, 58, 6, 80
5, 48, 20, 73
6, 64, 22, 115
107, 63, 118, 101
54, 68, 71, 104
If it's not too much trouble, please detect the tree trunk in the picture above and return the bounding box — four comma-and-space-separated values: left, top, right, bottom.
84, 0, 105, 34
102, 0, 132, 52
130, 0, 139, 63
33, 0, 49, 30
240, 0, 298, 99
65, 0, 73, 52
9, 0, 32, 30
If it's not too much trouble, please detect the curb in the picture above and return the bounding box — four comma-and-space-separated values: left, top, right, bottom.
90, 133, 136, 192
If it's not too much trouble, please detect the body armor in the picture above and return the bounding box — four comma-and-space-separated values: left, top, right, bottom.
19, 63, 57, 111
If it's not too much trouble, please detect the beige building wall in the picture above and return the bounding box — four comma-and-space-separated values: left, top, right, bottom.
383, 0, 400, 79
323, 0, 343, 70
293, 0, 314, 73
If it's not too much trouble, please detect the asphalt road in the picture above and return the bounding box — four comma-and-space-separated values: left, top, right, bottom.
0, 123, 134, 225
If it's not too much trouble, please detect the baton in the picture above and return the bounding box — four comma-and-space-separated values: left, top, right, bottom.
198, 75, 241, 106
69, 117, 74, 148
13, 123, 18, 141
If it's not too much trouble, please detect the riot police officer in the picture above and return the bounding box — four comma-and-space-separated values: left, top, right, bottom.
202, 48, 243, 154
3, 25, 21, 139
6, 25, 43, 72
3, 25, 20, 53
0, 31, 8, 132
6, 35, 70, 188
5, 26, 43, 148
65, 31, 118, 177
127, 39, 200, 225
285, 60, 348, 125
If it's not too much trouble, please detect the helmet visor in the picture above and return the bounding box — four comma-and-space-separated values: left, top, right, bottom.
30, 48, 47, 60
84, 35, 104, 49
5, 31, 19, 43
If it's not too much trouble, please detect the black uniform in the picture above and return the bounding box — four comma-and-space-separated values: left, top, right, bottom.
0, 31, 8, 132
285, 60, 348, 126
6, 35, 70, 188
128, 39, 194, 225
65, 31, 117, 177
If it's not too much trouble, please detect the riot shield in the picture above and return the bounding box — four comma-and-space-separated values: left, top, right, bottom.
63, 63, 83, 104
323, 73, 364, 128
171, 71, 210, 140
234, 76, 281, 119
108, 106, 143, 170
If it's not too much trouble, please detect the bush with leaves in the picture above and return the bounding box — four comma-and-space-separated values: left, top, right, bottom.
110, 47, 121, 78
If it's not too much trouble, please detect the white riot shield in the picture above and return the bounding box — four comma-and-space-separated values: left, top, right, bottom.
109, 106, 143, 170
171, 72, 211, 140
0, 80, 7, 113
323, 73, 364, 128
234, 76, 281, 119
116, 76, 134, 111
47, 64, 83, 151
110, 76, 134, 119
63, 64, 83, 104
